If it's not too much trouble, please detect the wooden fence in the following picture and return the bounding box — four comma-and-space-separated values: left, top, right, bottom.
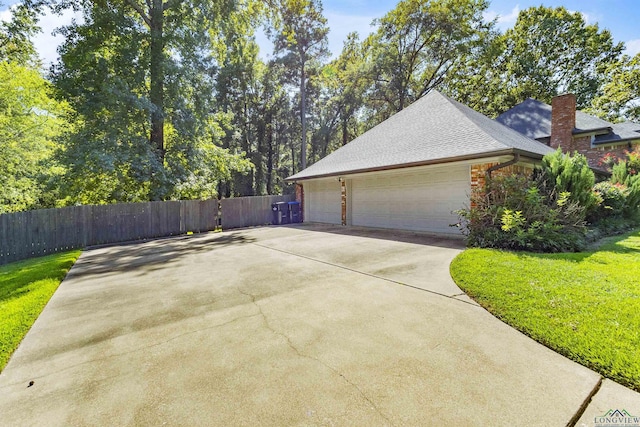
221, 194, 293, 229
0, 195, 294, 265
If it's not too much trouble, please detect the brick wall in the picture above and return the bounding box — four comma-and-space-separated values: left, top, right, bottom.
551, 94, 576, 150
470, 162, 534, 194
295, 183, 304, 221
572, 135, 631, 169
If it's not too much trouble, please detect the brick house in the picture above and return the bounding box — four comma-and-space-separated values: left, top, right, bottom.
286, 90, 553, 236
496, 94, 640, 170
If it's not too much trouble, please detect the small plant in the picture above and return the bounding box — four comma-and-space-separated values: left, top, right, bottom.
590, 181, 628, 221
598, 152, 619, 170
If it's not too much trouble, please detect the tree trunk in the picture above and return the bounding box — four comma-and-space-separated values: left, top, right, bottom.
266, 113, 274, 195
300, 63, 307, 170
149, 0, 164, 200
342, 113, 348, 146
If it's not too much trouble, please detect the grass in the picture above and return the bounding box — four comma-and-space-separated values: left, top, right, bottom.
450, 229, 640, 392
0, 251, 81, 372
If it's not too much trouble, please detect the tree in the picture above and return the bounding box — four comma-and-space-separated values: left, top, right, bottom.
0, 62, 67, 212
324, 32, 367, 147
589, 53, 640, 123
268, 0, 329, 171
0, 1, 41, 66
363, 0, 492, 120
499, 6, 623, 111
48, 0, 252, 203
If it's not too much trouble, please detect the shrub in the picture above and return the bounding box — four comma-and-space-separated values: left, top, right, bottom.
457, 150, 599, 252
589, 181, 627, 222
457, 174, 587, 252
611, 149, 640, 185
603, 149, 640, 221
540, 149, 598, 211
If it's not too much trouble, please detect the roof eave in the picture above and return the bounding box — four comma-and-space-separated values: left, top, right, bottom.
573, 126, 612, 136
285, 148, 548, 182
593, 137, 640, 146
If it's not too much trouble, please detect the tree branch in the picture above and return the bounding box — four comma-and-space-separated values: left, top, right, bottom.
125, 0, 151, 27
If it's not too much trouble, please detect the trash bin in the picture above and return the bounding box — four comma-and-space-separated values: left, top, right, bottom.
279, 202, 290, 224
271, 202, 282, 225
288, 201, 301, 223
271, 202, 289, 225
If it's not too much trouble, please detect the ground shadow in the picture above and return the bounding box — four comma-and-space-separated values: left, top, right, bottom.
510, 229, 640, 264
67, 231, 257, 279
281, 223, 466, 250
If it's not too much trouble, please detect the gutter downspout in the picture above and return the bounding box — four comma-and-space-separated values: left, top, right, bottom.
485, 153, 521, 180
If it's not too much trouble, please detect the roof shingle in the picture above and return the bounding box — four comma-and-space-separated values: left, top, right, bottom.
496, 98, 640, 146
288, 91, 553, 181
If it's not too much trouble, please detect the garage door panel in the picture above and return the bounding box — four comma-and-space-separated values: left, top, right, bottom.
305, 179, 341, 224
351, 165, 469, 234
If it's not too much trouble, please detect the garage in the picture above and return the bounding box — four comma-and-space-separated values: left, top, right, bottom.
303, 178, 341, 224
350, 165, 470, 234
286, 90, 554, 237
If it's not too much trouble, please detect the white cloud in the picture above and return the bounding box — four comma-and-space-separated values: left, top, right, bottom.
33, 9, 83, 67
567, 9, 601, 25
483, 5, 520, 32
625, 39, 640, 57
0, 8, 12, 23
497, 5, 520, 25
0, 4, 82, 67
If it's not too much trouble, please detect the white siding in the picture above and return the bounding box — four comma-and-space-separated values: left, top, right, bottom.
304, 179, 341, 224
350, 165, 470, 234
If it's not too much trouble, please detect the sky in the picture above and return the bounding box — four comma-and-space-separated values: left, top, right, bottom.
1, 0, 640, 65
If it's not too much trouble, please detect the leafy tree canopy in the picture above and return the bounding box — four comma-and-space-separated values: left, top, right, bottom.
0, 61, 67, 212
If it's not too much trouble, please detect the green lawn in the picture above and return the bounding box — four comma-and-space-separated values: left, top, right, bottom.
0, 251, 81, 372
450, 230, 640, 392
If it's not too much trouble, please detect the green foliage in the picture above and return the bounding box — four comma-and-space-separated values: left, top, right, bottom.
268, 0, 329, 171
457, 174, 587, 252
0, 62, 68, 213
501, 6, 621, 109
590, 181, 628, 221
364, 0, 492, 119
50, 0, 252, 204
589, 53, 640, 123
0, 2, 40, 66
450, 230, 640, 391
540, 149, 597, 211
611, 149, 640, 185
0, 250, 81, 372
445, 6, 623, 117
593, 151, 640, 222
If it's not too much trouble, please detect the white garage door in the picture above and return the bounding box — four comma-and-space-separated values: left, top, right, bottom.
351, 165, 470, 234
304, 179, 341, 224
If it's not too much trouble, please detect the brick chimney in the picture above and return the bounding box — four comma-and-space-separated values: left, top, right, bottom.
550, 94, 576, 151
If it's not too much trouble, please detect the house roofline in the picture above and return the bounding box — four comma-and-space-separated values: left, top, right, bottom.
573, 126, 612, 136
593, 137, 640, 146
285, 149, 546, 182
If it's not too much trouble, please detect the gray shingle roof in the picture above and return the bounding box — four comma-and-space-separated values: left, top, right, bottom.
287, 91, 554, 181
496, 98, 640, 146
495, 98, 613, 139
594, 122, 640, 145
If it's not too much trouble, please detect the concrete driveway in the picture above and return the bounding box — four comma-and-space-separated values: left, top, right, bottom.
0, 224, 637, 426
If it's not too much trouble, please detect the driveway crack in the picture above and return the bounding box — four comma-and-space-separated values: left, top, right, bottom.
237, 287, 396, 427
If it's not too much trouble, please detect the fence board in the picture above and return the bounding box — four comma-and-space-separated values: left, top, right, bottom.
0, 195, 292, 265
220, 194, 294, 229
